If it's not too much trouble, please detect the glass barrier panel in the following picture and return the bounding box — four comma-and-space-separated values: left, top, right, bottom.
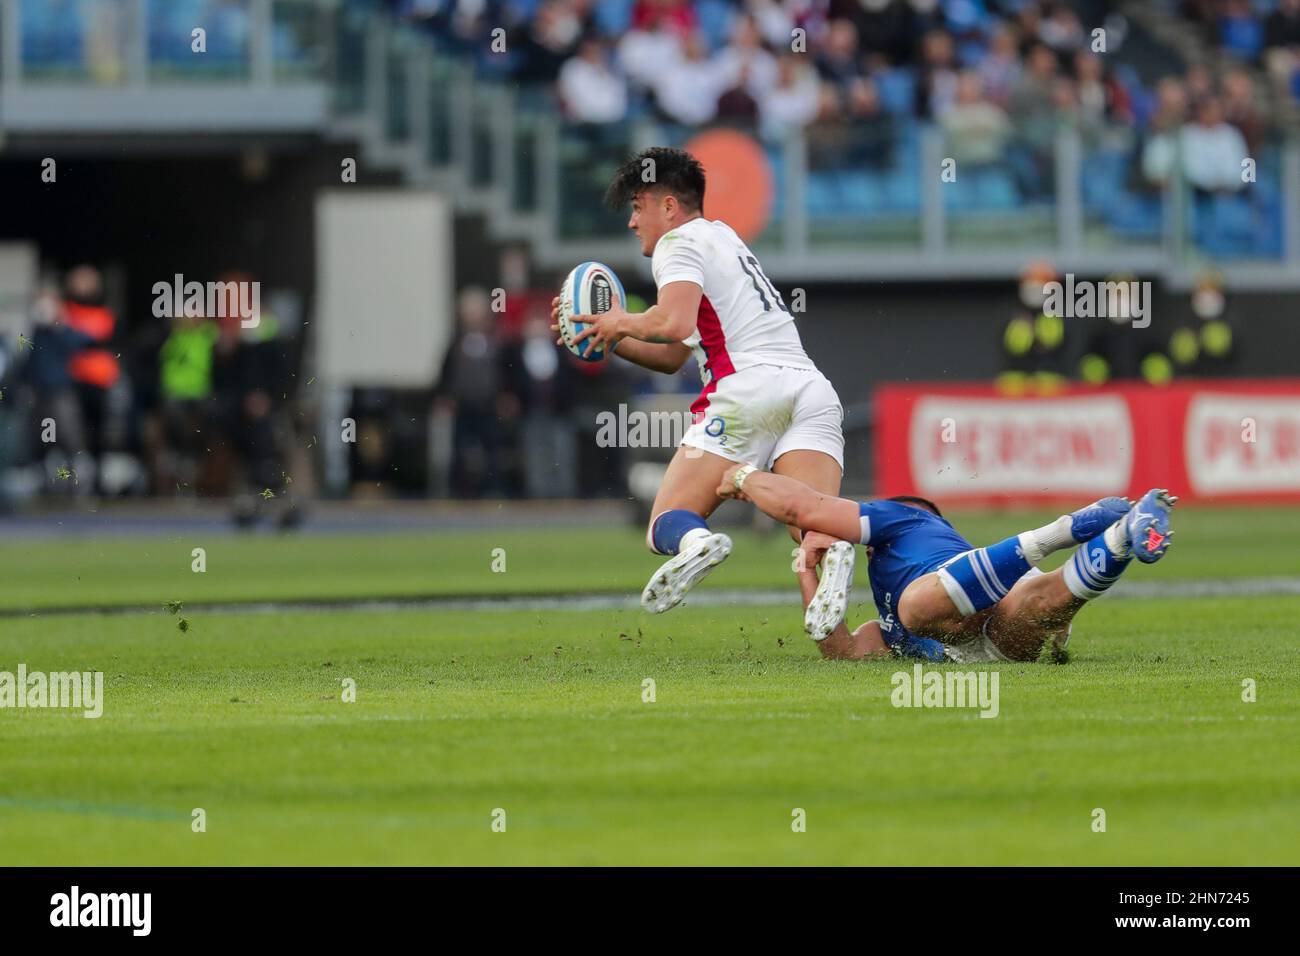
556, 124, 635, 242
942, 114, 1055, 251
20, 0, 130, 83
806, 118, 922, 251
147, 0, 250, 81
272, 0, 327, 82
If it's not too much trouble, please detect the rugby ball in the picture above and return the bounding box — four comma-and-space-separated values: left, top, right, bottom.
558, 261, 625, 362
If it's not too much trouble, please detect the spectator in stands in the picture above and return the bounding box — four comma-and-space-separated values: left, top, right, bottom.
1140, 77, 1188, 189
1010, 41, 1058, 122
749, 0, 797, 49
1181, 94, 1248, 194
787, 0, 831, 50
620, 0, 693, 90
1222, 66, 1265, 155
842, 0, 923, 66
807, 70, 892, 170
715, 13, 779, 106
761, 50, 824, 139
1266, 0, 1300, 48
939, 70, 1011, 166
978, 24, 1022, 108
1074, 49, 1131, 134
1009, 42, 1060, 198
1038, 2, 1085, 55
1218, 0, 1264, 63
914, 28, 958, 118
557, 36, 627, 123
1183, 61, 1215, 103
815, 18, 864, 95
631, 0, 696, 35
1264, 0, 1300, 95
1051, 73, 1080, 126
1013, 1, 1044, 51
654, 31, 726, 127
515, 0, 585, 84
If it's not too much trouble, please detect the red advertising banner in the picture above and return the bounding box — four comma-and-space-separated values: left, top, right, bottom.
875, 379, 1300, 505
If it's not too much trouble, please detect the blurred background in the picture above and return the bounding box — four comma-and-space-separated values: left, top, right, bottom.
0, 0, 1298, 531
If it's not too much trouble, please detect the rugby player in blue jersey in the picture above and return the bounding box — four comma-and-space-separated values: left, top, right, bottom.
716, 463, 1175, 662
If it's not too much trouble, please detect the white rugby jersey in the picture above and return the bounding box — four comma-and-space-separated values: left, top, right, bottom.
650, 218, 814, 413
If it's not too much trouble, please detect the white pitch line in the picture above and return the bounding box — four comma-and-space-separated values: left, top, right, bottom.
7, 577, 1300, 619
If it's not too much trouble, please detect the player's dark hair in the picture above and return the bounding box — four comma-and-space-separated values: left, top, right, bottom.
888, 495, 943, 517
605, 147, 706, 213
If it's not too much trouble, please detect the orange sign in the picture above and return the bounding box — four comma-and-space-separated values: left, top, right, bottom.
683, 129, 774, 242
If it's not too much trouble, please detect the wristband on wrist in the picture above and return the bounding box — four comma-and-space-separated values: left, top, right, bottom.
732, 464, 757, 492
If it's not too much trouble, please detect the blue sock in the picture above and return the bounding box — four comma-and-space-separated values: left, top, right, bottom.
650, 509, 709, 556
1063, 529, 1132, 600
893, 633, 948, 662
937, 536, 1033, 616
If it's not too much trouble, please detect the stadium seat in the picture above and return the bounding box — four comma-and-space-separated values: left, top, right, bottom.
874, 69, 916, 117
593, 0, 634, 37
878, 170, 921, 213
840, 171, 883, 216
695, 0, 735, 51
805, 175, 838, 218
1106, 192, 1163, 241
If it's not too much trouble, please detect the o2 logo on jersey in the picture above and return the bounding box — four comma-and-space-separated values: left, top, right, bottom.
704, 417, 726, 438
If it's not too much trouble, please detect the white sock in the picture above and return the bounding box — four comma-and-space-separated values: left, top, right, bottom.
1103, 517, 1131, 558
1017, 514, 1074, 566
679, 527, 712, 554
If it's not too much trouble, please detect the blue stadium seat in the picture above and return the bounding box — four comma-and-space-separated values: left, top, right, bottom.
878, 170, 920, 212
593, 0, 634, 37
21, 0, 86, 67
510, 0, 544, 20
874, 69, 916, 117
840, 171, 884, 215
806, 174, 841, 218
1106, 192, 1163, 241
975, 166, 1019, 209
1081, 150, 1129, 216
695, 0, 735, 51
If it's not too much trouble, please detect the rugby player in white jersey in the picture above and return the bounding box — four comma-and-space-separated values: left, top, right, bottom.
551, 147, 858, 656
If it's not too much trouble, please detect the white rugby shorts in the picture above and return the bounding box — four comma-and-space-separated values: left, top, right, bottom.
680, 364, 845, 470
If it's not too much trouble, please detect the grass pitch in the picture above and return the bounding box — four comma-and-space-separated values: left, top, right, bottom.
0, 506, 1297, 866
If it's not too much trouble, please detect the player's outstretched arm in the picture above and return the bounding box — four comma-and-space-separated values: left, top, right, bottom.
717, 465, 861, 542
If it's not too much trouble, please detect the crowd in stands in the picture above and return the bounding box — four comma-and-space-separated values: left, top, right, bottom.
411, 0, 1281, 145
406, 0, 1289, 253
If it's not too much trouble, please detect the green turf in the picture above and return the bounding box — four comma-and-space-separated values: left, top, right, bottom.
2, 507, 1297, 866
3, 505, 1297, 612
0, 594, 1297, 865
